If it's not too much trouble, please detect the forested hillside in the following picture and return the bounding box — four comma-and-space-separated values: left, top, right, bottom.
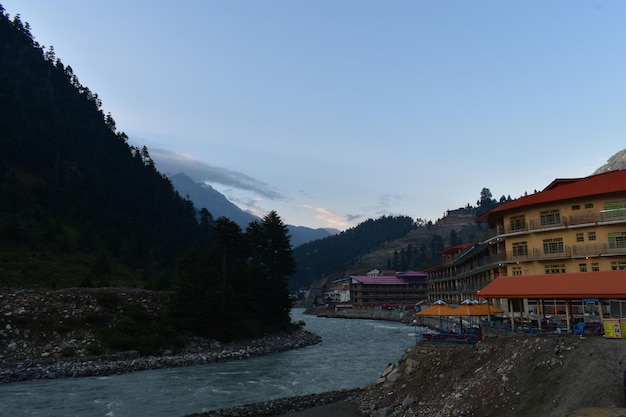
291, 216, 416, 290
0, 7, 296, 342
0, 9, 205, 288
290, 190, 504, 291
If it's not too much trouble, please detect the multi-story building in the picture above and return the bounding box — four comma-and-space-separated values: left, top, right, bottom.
426, 169, 626, 327
477, 170, 626, 277
349, 270, 428, 309
425, 242, 498, 305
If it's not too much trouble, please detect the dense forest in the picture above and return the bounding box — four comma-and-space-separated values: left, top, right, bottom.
291, 215, 416, 290
0, 6, 295, 341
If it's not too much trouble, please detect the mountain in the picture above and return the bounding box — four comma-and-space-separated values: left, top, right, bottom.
168, 173, 334, 247
594, 149, 626, 174
286, 225, 336, 248
169, 173, 261, 228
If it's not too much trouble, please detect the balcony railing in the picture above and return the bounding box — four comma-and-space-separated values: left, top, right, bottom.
506, 243, 626, 262
489, 210, 626, 237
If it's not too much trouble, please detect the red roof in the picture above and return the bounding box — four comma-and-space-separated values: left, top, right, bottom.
440, 243, 472, 255
476, 170, 626, 222
477, 271, 626, 299
350, 275, 407, 285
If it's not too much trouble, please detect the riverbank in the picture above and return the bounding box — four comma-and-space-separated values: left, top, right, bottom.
0, 288, 322, 384
304, 305, 407, 322
185, 334, 626, 417
0, 328, 321, 384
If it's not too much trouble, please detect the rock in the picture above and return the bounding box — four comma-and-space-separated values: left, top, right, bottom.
402, 396, 415, 408
376, 406, 392, 417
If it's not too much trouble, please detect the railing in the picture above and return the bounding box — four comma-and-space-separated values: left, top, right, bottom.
488, 210, 626, 237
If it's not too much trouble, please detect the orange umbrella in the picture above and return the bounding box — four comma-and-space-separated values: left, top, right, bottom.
416, 304, 457, 316
451, 304, 489, 316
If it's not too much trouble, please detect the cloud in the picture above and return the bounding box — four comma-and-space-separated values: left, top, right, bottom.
346, 213, 363, 222
150, 148, 284, 200
303, 205, 352, 230
363, 194, 403, 216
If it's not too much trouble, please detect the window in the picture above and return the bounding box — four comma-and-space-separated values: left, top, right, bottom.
588, 231, 596, 241
585, 203, 594, 209
511, 266, 522, 276
572, 205, 580, 211
512, 241, 528, 257
611, 261, 626, 270
591, 262, 600, 272
602, 201, 626, 220
544, 264, 565, 274
608, 232, 626, 249
543, 238, 564, 254
576, 233, 584, 242
540, 209, 561, 226
579, 263, 587, 272
510, 215, 526, 231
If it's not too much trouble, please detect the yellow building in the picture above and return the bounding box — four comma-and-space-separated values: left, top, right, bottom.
427, 170, 626, 330
477, 170, 626, 277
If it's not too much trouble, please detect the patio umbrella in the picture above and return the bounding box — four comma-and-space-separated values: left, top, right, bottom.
416, 304, 457, 316
451, 303, 489, 333
416, 303, 457, 333
452, 304, 489, 316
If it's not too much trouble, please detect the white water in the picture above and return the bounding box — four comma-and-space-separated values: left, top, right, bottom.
0, 309, 424, 417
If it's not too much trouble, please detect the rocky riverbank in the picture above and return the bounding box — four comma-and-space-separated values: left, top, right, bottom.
0, 288, 321, 384
0, 328, 321, 384
185, 334, 626, 417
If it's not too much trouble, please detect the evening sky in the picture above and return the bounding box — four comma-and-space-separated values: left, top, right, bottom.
4, 1, 625, 230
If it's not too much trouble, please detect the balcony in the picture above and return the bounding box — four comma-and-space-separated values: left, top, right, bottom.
504, 243, 626, 262
489, 209, 626, 238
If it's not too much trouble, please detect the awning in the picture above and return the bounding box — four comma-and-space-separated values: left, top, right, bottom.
477, 270, 626, 299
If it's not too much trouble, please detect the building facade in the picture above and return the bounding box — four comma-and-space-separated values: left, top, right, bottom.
478, 170, 626, 278
427, 170, 626, 320
349, 270, 428, 309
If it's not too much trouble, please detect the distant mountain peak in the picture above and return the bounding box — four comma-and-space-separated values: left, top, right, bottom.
594, 149, 626, 175
168, 172, 261, 228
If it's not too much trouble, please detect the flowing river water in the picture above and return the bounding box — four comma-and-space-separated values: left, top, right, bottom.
0, 309, 425, 417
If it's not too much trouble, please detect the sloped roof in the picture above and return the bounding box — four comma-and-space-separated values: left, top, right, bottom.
477, 271, 626, 299
476, 170, 626, 222
350, 275, 407, 285
440, 243, 472, 255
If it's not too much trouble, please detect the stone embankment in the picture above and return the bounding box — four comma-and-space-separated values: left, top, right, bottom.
0, 288, 321, 384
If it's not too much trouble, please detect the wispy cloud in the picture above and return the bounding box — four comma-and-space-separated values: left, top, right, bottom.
303, 205, 352, 230
364, 194, 403, 216
150, 148, 284, 200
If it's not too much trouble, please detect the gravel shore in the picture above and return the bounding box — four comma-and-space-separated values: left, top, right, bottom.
0, 328, 321, 384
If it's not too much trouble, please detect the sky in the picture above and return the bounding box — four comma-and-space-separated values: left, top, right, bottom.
4, 1, 626, 231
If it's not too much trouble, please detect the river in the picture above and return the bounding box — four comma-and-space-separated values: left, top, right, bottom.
0, 309, 425, 417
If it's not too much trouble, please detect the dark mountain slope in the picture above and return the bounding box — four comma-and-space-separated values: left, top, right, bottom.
0, 11, 200, 287
169, 173, 260, 228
